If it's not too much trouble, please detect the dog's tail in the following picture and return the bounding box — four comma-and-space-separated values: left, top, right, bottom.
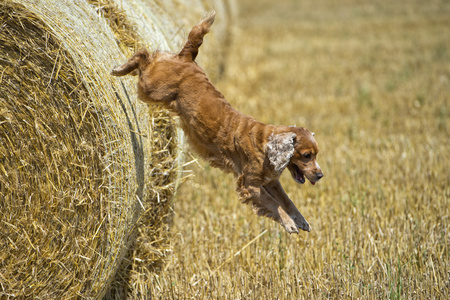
178, 11, 215, 61
111, 49, 150, 77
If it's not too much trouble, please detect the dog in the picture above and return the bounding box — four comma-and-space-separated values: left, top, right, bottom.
111, 11, 323, 233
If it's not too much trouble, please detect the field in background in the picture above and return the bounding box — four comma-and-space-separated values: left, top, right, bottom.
149, 0, 449, 298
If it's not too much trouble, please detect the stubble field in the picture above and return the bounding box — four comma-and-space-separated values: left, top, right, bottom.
148, 0, 449, 298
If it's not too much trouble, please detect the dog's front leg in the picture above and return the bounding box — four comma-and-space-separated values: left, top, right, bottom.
264, 181, 311, 232
237, 183, 300, 234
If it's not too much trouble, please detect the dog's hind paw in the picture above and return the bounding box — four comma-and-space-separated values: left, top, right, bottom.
111, 67, 121, 76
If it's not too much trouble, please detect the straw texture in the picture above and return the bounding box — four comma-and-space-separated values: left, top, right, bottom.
0, 0, 234, 298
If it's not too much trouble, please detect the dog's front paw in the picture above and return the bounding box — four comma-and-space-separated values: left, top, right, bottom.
282, 218, 299, 234
292, 215, 311, 232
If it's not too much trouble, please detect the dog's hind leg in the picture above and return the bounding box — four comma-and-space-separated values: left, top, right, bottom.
111, 49, 150, 77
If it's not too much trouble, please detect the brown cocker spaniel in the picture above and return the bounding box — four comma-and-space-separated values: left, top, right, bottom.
112, 12, 323, 233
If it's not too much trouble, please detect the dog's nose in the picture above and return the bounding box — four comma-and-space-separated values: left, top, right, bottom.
316, 172, 324, 180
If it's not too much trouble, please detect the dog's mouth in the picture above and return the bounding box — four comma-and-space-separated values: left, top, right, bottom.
288, 163, 316, 185
288, 164, 308, 185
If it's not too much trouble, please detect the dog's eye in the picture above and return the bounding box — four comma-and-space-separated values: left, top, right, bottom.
303, 153, 311, 160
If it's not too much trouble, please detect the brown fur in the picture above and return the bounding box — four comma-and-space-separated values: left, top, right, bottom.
111, 11, 323, 233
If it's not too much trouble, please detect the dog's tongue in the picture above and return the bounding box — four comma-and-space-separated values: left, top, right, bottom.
310, 181, 316, 185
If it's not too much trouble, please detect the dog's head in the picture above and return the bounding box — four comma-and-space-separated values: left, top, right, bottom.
267, 127, 323, 185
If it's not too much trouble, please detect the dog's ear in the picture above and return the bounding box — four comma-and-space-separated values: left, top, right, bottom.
266, 132, 296, 173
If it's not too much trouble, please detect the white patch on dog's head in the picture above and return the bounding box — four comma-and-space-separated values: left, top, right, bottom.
266, 132, 296, 173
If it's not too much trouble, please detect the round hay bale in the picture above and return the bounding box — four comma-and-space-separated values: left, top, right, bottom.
0, 0, 234, 298
0, 0, 172, 298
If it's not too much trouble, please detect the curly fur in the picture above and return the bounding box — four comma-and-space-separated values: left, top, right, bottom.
267, 132, 296, 173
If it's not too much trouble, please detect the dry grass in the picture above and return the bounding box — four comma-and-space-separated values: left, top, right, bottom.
147, 0, 449, 298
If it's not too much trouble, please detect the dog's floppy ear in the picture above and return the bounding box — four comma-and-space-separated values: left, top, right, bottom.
266, 132, 296, 173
